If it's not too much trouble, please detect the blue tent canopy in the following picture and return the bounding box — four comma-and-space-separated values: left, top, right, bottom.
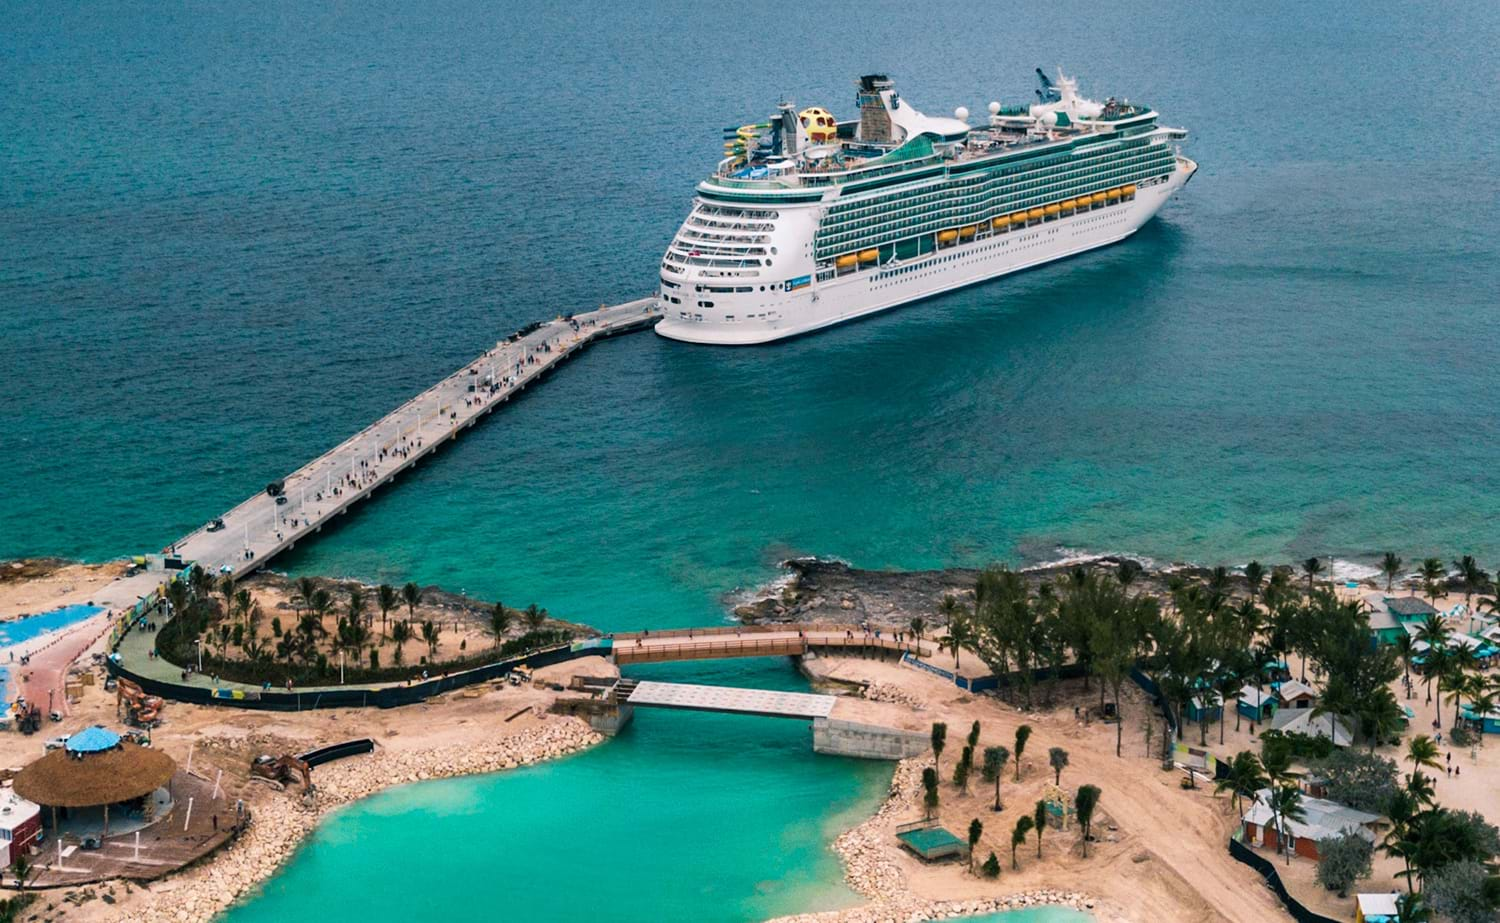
65, 726, 121, 754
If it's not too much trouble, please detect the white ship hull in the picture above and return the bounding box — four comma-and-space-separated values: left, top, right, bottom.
656, 157, 1194, 345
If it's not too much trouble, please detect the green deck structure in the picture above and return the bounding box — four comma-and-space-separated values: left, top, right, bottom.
895, 821, 967, 860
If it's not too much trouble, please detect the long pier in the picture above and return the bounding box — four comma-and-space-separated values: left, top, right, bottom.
171, 298, 659, 577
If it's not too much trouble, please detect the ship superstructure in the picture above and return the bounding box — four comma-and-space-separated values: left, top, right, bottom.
655, 69, 1196, 345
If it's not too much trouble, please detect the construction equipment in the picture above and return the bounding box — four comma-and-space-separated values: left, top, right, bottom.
16, 702, 42, 735
114, 677, 164, 728
251, 754, 314, 792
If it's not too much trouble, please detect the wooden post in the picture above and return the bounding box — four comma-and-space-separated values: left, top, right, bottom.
211, 769, 223, 801
103, 803, 110, 838
183, 796, 194, 832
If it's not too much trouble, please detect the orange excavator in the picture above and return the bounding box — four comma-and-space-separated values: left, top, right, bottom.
251, 754, 314, 792
115, 677, 164, 728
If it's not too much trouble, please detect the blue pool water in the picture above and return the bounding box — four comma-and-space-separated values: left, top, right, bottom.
0, 604, 105, 648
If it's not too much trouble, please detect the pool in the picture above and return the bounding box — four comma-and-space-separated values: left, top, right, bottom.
0, 603, 106, 648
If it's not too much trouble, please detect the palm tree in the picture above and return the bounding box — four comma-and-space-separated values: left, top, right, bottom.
522, 604, 547, 633
376, 584, 398, 637
346, 584, 367, 629
293, 576, 318, 618
931, 722, 948, 764
1382, 788, 1421, 893
421, 620, 440, 659
1033, 799, 1047, 858
1312, 680, 1354, 746
401, 582, 423, 622
1381, 553, 1404, 593
1268, 784, 1306, 866
1394, 633, 1416, 698
1244, 561, 1265, 602
218, 574, 236, 618
1419, 558, 1445, 603
1010, 816, 1033, 869
1301, 557, 1324, 597
908, 616, 926, 649
1048, 747, 1069, 786
390, 620, 413, 665
1013, 724, 1032, 781
981, 745, 1009, 811
1406, 734, 1441, 779
1453, 555, 1486, 613
164, 578, 189, 619
490, 602, 511, 647
1214, 750, 1268, 816
967, 818, 983, 873
1074, 785, 1101, 858
1116, 559, 1142, 588
938, 593, 966, 627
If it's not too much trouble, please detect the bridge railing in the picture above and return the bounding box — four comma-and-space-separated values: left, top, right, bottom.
614, 633, 929, 663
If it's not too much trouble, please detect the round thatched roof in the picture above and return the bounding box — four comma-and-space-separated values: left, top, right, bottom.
13, 742, 176, 808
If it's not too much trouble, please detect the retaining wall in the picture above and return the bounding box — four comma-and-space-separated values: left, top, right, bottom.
812, 717, 929, 760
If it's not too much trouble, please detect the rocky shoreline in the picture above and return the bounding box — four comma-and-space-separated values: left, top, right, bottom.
733, 554, 1296, 630
104, 718, 601, 923
766, 758, 1097, 923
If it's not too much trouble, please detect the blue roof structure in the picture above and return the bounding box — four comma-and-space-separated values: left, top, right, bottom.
65, 726, 121, 754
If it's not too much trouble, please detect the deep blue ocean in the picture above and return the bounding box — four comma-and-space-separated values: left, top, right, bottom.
3, 1, 1498, 919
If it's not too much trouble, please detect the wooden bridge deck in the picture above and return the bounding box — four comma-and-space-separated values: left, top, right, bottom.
612, 626, 930, 665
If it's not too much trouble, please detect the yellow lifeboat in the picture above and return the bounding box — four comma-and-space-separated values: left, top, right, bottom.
858, 248, 879, 263
1061, 199, 1076, 211
1027, 207, 1045, 221
1123, 184, 1138, 196
991, 215, 1010, 230
1011, 210, 1030, 224
959, 225, 977, 239
1106, 188, 1122, 200
1091, 192, 1106, 205
937, 229, 959, 244
1044, 204, 1061, 217
835, 254, 858, 269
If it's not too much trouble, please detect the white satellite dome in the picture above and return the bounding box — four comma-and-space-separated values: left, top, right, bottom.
988, 101, 1001, 115
954, 106, 969, 121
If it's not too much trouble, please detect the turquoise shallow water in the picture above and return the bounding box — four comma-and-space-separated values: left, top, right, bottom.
4, 0, 1498, 919
220, 659, 891, 923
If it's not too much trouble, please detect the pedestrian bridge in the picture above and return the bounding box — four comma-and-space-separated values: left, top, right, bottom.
623, 679, 836, 720
610, 626, 931, 666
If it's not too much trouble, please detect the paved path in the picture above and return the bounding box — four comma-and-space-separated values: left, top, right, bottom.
625, 680, 837, 719
172, 297, 659, 579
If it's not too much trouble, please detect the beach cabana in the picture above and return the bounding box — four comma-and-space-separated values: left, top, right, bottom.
1384, 596, 1437, 623
1459, 704, 1500, 735
0, 786, 42, 866
1356, 892, 1401, 923
1242, 789, 1379, 860
1272, 708, 1353, 748
13, 726, 176, 838
1276, 680, 1317, 710
1185, 692, 1222, 723
1362, 595, 1407, 646
1236, 685, 1277, 722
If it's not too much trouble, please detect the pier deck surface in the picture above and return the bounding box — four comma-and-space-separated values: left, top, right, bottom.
171, 298, 658, 579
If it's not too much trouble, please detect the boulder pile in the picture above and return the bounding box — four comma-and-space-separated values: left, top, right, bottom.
109, 718, 600, 923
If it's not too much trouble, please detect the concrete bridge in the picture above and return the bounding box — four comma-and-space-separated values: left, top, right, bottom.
171, 298, 660, 579
561, 675, 928, 760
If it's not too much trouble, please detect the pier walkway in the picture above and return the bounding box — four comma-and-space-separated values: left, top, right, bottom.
171, 298, 659, 578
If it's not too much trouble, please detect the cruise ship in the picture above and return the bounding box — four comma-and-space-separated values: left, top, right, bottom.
655, 69, 1195, 345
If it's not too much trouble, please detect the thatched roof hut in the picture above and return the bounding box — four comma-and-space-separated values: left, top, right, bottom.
14, 741, 175, 808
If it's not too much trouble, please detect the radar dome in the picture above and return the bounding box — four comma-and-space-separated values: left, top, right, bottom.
798, 107, 838, 143
954, 106, 970, 121
988, 101, 1001, 115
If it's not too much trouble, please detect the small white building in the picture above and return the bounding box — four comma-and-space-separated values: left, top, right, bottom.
1272, 707, 1354, 747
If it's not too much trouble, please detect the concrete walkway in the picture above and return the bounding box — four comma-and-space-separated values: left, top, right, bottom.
172, 297, 659, 579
